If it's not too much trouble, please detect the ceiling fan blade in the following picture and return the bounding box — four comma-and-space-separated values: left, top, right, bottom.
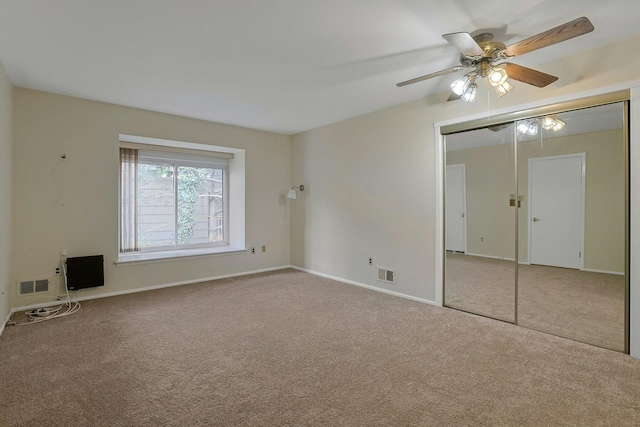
442, 32, 485, 57
396, 66, 466, 87
505, 17, 594, 57
447, 92, 461, 102
504, 63, 558, 87
488, 123, 511, 132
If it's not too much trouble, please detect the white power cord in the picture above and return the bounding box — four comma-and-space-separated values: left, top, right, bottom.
8, 255, 81, 326
26, 305, 63, 318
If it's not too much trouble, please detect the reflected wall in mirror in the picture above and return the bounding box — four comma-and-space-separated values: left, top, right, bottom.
516, 103, 626, 352
444, 124, 516, 323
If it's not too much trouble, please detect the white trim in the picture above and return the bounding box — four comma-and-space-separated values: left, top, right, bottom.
116, 246, 248, 265
434, 127, 444, 306
582, 268, 625, 276
454, 252, 531, 265
445, 164, 467, 253
434, 79, 640, 129
630, 86, 640, 359
290, 266, 438, 306
527, 153, 586, 270
4, 265, 438, 333
1, 266, 291, 334
465, 252, 516, 262
455, 252, 621, 273
0, 311, 9, 336
119, 134, 242, 156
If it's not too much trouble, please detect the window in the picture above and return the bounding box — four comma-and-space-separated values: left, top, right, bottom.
119, 136, 244, 263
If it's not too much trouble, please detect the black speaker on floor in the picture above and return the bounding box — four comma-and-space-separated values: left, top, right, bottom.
65, 255, 104, 290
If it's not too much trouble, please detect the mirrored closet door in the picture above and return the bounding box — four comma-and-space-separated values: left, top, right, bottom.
444, 124, 517, 323
515, 103, 627, 352
443, 98, 628, 352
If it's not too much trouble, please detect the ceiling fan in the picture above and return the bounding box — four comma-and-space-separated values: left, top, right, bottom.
396, 17, 594, 102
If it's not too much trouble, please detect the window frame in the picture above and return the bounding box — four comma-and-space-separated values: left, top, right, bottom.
117, 135, 245, 265
135, 151, 230, 253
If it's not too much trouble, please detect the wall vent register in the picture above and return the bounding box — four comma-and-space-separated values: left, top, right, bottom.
377, 268, 396, 284
18, 279, 50, 295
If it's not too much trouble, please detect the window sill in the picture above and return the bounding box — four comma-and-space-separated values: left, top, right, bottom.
115, 246, 247, 266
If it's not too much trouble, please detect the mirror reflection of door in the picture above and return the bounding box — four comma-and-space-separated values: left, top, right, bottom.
528, 154, 585, 269
445, 164, 466, 253
444, 124, 516, 323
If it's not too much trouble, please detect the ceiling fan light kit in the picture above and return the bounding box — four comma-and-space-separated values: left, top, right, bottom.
461, 82, 478, 103
495, 81, 514, 97
517, 120, 540, 136
488, 66, 508, 86
541, 115, 566, 132
450, 74, 472, 96
397, 17, 594, 103
517, 115, 566, 136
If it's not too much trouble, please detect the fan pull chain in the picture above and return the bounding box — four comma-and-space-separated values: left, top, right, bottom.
484, 86, 494, 121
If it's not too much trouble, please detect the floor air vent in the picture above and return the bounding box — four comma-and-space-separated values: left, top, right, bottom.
377, 268, 396, 284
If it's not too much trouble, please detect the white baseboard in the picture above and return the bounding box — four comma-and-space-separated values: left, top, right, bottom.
0, 311, 9, 336
2, 265, 292, 334
456, 252, 531, 265
582, 268, 625, 276
465, 252, 516, 262
3, 265, 437, 337
457, 253, 623, 274
290, 265, 438, 307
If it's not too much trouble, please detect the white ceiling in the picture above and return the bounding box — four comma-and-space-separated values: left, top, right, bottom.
0, 0, 639, 135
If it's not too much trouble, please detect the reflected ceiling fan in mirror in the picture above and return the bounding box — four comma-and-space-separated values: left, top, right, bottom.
397, 17, 594, 102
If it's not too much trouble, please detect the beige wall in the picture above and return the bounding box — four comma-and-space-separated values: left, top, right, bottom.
0, 61, 13, 323
446, 141, 516, 261
447, 129, 625, 273
291, 34, 640, 303
11, 89, 291, 307
291, 105, 436, 300
519, 130, 625, 272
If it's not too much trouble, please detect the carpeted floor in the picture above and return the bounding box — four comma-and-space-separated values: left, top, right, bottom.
1, 269, 640, 426
445, 252, 625, 351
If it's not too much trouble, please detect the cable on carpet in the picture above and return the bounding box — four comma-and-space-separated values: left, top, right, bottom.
7, 255, 81, 326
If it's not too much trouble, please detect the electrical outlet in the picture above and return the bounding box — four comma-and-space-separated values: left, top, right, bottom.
480, 237, 484, 242
54, 267, 61, 276
368, 257, 373, 265
59, 151, 67, 161
261, 245, 266, 252
251, 247, 255, 254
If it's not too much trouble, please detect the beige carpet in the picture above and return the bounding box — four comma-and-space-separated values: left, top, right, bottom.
2, 269, 640, 426
445, 252, 625, 351
445, 253, 516, 322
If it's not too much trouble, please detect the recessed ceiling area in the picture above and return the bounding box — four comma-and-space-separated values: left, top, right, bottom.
0, 1, 639, 135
